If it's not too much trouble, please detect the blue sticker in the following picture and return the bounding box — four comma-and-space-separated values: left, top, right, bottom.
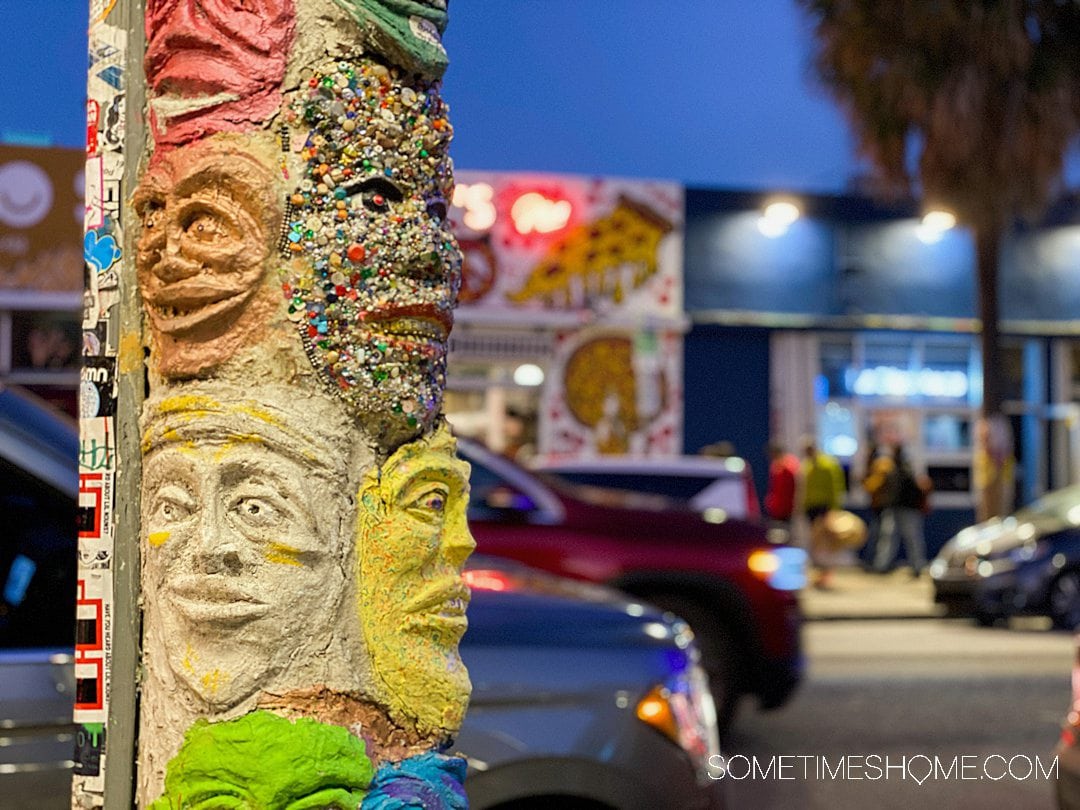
3, 554, 37, 606
85, 229, 121, 273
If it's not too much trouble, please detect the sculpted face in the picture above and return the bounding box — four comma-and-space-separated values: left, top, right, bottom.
144, 0, 295, 146
141, 397, 349, 708
357, 424, 474, 740
134, 140, 280, 377
282, 57, 461, 447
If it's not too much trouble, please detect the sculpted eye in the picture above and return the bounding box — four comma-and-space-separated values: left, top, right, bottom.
151, 489, 195, 525
403, 483, 450, 524
349, 177, 404, 213
426, 196, 448, 222
184, 211, 230, 243
231, 497, 280, 527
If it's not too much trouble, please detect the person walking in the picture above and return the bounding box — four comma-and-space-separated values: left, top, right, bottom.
873, 444, 929, 576
861, 442, 895, 571
800, 437, 846, 589
763, 441, 800, 540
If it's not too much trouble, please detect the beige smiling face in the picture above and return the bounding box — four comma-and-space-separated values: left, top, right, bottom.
142, 440, 345, 707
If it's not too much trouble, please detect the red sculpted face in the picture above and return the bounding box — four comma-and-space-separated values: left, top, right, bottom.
144, 0, 295, 147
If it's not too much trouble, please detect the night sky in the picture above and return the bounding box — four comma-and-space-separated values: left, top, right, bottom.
1, 0, 865, 193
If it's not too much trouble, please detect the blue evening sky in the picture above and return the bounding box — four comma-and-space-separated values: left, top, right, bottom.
5, 1, 1075, 193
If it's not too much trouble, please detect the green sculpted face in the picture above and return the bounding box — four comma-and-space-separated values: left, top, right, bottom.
150, 711, 373, 810
331, 0, 450, 78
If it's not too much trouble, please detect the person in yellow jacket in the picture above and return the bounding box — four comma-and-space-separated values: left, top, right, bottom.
800, 437, 847, 589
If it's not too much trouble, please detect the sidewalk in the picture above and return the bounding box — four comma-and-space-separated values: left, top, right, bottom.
799, 566, 945, 621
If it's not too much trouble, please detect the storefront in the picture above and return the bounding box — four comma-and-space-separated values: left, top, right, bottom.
683, 188, 1080, 553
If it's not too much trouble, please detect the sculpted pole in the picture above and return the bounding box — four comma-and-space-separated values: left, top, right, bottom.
78, 1, 472, 807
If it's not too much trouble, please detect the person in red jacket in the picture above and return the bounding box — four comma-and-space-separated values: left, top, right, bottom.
764, 441, 800, 535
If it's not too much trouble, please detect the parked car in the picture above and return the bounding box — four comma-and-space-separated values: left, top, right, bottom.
0, 385, 79, 805
0, 386, 731, 808
460, 555, 729, 809
2, 557, 731, 809
460, 437, 805, 733
929, 484, 1080, 628
531, 454, 761, 522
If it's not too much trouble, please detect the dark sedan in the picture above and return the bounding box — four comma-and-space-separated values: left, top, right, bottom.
930, 485, 1080, 628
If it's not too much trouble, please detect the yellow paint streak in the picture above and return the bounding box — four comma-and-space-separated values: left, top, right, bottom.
200, 669, 229, 695
147, 531, 170, 548
212, 435, 266, 461
182, 645, 195, 674
266, 542, 304, 567
117, 332, 144, 375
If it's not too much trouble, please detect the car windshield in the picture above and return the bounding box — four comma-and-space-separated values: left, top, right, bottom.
1014, 485, 1080, 525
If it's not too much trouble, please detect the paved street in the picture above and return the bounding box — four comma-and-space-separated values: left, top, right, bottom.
722, 582, 1075, 809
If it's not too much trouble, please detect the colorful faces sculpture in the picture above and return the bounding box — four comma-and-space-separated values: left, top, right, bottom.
134, 139, 281, 377
358, 424, 474, 740
141, 395, 349, 709
144, 0, 296, 146
282, 57, 461, 447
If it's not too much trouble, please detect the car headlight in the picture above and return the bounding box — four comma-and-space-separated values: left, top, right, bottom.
748, 547, 807, 590
636, 664, 721, 782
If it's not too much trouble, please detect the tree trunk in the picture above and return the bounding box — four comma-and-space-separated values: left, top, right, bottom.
973, 221, 1014, 522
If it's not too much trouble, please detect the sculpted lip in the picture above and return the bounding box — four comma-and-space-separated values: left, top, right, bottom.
145, 279, 252, 335
361, 304, 453, 339
169, 577, 269, 626
408, 582, 471, 617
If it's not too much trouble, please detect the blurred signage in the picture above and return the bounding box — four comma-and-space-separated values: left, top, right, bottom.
844, 365, 969, 400
0, 144, 84, 292
450, 170, 684, 324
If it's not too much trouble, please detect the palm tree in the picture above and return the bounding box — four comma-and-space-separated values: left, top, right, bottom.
798, 0, 1080, 518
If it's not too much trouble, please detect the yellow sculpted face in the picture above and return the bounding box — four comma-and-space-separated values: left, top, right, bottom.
357, 424, 475, 741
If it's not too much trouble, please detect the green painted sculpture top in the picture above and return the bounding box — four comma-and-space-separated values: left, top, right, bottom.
331, 0, 450, 78
149, 711, 374, 809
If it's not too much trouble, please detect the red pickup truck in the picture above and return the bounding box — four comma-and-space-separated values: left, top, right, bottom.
458, 438, 805, 733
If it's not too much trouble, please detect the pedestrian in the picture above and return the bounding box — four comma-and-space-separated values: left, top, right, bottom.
861, 442, 895, 571
763, 441, 800, 540
873, 444, 929, 576
799, 436, 846, 589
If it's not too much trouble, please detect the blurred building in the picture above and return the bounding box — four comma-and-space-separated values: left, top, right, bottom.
447, 177, 1080, 555
0, 145, 84, 418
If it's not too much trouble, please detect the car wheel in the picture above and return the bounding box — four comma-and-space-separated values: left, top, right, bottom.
637, 593, 742, 737
1050, 569, 1080, 630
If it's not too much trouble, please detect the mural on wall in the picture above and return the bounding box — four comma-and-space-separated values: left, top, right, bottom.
449, 172, 684, 322
541, 329, 684, 458
82, 0, 471, 807
447, 172, 685, 460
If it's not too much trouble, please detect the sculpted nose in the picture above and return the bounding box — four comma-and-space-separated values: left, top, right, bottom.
154, 252, 202, 284
194, 504, 243, 575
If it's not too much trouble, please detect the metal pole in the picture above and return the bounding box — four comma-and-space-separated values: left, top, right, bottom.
74, 0, 145, 807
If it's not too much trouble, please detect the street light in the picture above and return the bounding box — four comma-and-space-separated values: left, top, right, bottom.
917, 208, 956, 244
758, 198, 801, 237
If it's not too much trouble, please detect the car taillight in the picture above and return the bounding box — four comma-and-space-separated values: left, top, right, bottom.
748, 547, 807, 591
461, 569, 514, 592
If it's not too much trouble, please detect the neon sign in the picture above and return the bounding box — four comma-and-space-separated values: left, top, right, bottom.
509, 191, 572, 235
